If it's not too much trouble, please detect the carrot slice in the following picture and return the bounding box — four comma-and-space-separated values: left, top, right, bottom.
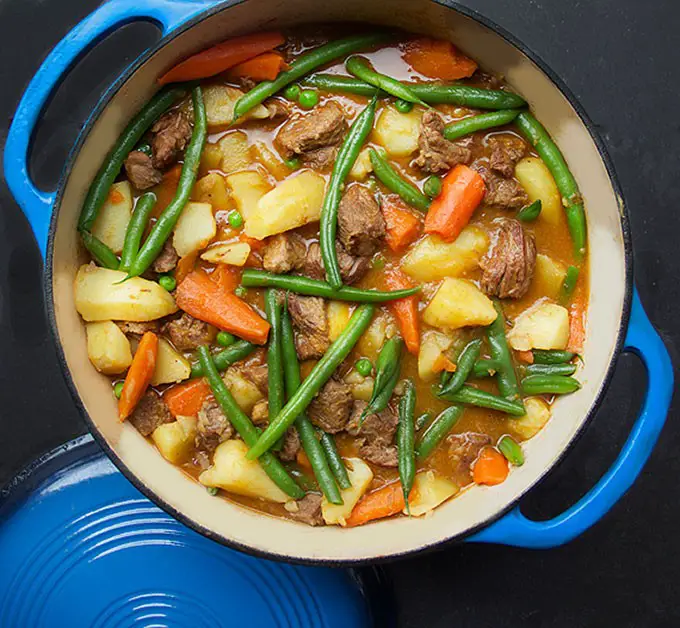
403, 38, 478, 80
297, 450, 312, 469
424, 164, 486, 241
568, 298, 587, 353
345, 481, 406, 527
384, 270, 420, 355
227, 51, 287, 81
433, 354, 457, 373
210, 264, 241, 292
119, 332, 158, 421
472, 447, 509, 486
175, 270, 270, 345
516, 350, 534, 364
158, 31, 285, 85
381, 197, 421, 252
175, 252, 198, 285
164, 378, 212, 418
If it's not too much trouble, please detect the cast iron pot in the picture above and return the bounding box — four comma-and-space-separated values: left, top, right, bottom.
4, 0, 674, 564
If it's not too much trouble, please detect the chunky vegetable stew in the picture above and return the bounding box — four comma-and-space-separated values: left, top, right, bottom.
74, 26, 587, 527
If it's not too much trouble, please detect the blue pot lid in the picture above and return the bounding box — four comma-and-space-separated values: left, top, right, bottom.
0, 436, 378, 628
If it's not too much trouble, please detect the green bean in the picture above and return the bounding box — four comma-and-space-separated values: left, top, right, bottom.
318, 431, 352, 489
517, 199, 542, 222
515, 112, 587, 258
128, 87, 207, 277
119, 192, 156, 272
487, 302, 523, 405
240, 269, 420, 302
197, 346, 304, 500
281, 306, 343, 505
265, 290, 285, 420
233, 33, 390, 120
415, 412, 431, 431
498, 435, 524, 466
442, 109, 521, 141
397, 379, 416, 512
560, 265, 580, 304
321, 96, 378, 288
369, 149, 431, 211
473, 359, 500, 378
286, 466, 319, 492
416, 405, 464, 460
246, 305, 375, 460
302, 75, 527, 109
521, 374, 581, 395
394, 99, 414, 113
346, 56, 428, 107
362, 337, 403, 422
439, 369, 453, 388
78, 86, 185, 231
438, 385, 527, 416
190, 340, 256, 378
79, 231, 119, 269
532, 349, 576, 364
439, 339, 482, 397
525, 363, 577, 377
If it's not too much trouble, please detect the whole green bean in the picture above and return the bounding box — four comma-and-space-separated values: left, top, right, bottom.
498, 435, 524, 466
487, 302, 523, 405
439, 369, 453, 388
416, 405, 464, 460
369, 149, 431, 211
517, 199, 542, 222
79, 231, 119, 269
281, 306, 343, 505
397, 379, 416, 511
439, 339, 482, 397
438, 385, 527, 416
286, 466, 319, 492
128, 87, 207, 277
560, 265, 580, 304
415, 412, 432, 431
232, 33, 390, 120
240, 269, 420, 302
532, 349, 576, 364
247, 305, 375, 460
318, 431, 352, 489
197, 346, 304, 500
265, 290, 285, 420
321, 96, 378, 289
78, 86, 185, 231
515, 112, 587, 258
190, 340, 256, 378
118, 192, 156, 272
442, 109, 521, 141
362, 337, 403, 422
473, 359, 500, 378
521, 374, 581, 395
302, 75, 527, 109
345, 56, 428, 107
525, 363, 577, 377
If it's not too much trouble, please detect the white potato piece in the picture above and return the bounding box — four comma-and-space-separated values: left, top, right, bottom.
222, 370, 263, 414
534, 254, 567, 300
86, 321, 132, 375
322, 458, 374, 525
203, 85, 270, 127
251, 141, 289, 180
348, 147, 373, 181
373, 106, 422, 157
90, 181, 132, 254
152, 416, 197, 464
173, 202, 216, 257
512, 397, 551, 439
151, 338, 191, 385
200, 142, 223, 172
226, 170, 272, 219
75, 265, 178, 322
418, 331, 454, 381
357, 315, 388, 360
199, 440, 290, 503
245, 170, 326, 240
327, 301, 352, 342
406, 471, 459, 517
201, 242, 251, 266
401, 227, 489, 282
193, 173, 230, 209
507, 301, 570, 351
515, 157, 563, 226
217, 130, 251, 174
423, 278, 497, 330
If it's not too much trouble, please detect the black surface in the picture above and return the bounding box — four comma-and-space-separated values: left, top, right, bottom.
0, 1, 678, 626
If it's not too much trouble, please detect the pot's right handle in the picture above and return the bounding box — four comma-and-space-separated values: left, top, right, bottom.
469, 289, 673, 548
4, 0, 212, 257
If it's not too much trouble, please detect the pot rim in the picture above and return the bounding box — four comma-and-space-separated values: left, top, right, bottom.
44, 0, 633, 566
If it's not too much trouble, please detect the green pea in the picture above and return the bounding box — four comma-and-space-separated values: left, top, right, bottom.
206, 486, 219, 496
158, 274, 177, 292
423, 175, 442, 199
234, 285, 247, 298
394, 98, 414, 113
284, 156, 301, 170
216, 331, 236, 347
283, 84, 301, 101
228, 210, 243, 229
355, 358, 373, 377
113, 381, 124, 399
298, 89, 319, 109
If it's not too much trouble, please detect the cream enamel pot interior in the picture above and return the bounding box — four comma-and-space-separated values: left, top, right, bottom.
4, 0, 674, 564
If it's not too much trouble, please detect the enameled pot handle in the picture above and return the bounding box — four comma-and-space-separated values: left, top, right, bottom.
3, 0, 212, 257
469, 289, 674, 548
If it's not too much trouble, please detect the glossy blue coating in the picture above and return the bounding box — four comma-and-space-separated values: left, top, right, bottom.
469, 290, 674, 548
3, 0, 212, 256
0, 436, 371, 628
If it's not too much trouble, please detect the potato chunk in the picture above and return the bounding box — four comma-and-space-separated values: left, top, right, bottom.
423, 278, 497, 330
515, 157, 563, 226
348, 147, 373, 181
327, 301, 353, 342
405, 471, 459, 516
251, 141, 289, 180
512, 397, 551, 439
75, 265, 178, 322
203, 85, 270, 127
86, 321, 132, 374
418, 331, 454, 382
357, 315, 388, 360
217, 130, 251, 174
193, 173, 230, 209
90, 181, 132, 254
222, 370, 263, 414
200, 242, 251, 266
534, 254, 567, 300
152, 416, 197, 464
199, 439, 290, 503
373, 106, 422, 157
173, 202, 216, 257
507, 301, 570, 351
226, 170, 272, 220
151, 338, 191, 385
322, 458, 374, 525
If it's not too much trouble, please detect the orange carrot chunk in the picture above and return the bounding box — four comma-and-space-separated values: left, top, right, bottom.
381, 197, 421, 252
403, 38, 478, 80
472, 447, 509, 486
164, 378, 212, 418
119, 332, 158, 421
424, 164, 486, 241
385, 271, 420, 355
516, 350, 534, 364
345, 481, 406, 527
227, 51, 287, 81
568, 300, 587, 353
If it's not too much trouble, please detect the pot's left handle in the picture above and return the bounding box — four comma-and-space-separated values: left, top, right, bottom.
3, 0, 212, 257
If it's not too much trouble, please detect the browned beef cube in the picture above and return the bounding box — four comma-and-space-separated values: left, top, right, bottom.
337, 184, 385, 256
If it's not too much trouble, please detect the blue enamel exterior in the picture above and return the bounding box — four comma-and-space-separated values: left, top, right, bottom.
2, 0, 674, 550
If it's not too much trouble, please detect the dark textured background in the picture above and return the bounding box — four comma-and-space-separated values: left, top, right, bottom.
0, 1, 678, 626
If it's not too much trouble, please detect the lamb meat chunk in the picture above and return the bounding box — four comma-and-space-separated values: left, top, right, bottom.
476, 165, 529, 210
196, 398, 234, 451
303, 242, 370, 286
238, 364, 269, 394
128, 390, 173, 437
264, 98, 290, 120
360, 441, 399, 468
489, 135, 527, 178
347, 400, 399, 468
275, 101, 347, 160
337, 184, 385, 256
288, 493, 325, 526
151, 109, 193, 169
250, 399, 269, 427
116, 320, 160, 336
262, 232, 307, 274
287, 294, 329, 361
279, 427, 301, 462
447, 432, 492, 484
152, 239, 179, 274
124, 150, 162, 190
414, 110, 472, 174
302, 146, 338, 171
480, 218, 536, 299
163, 313, 216, 351
308, 379, 353, 433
